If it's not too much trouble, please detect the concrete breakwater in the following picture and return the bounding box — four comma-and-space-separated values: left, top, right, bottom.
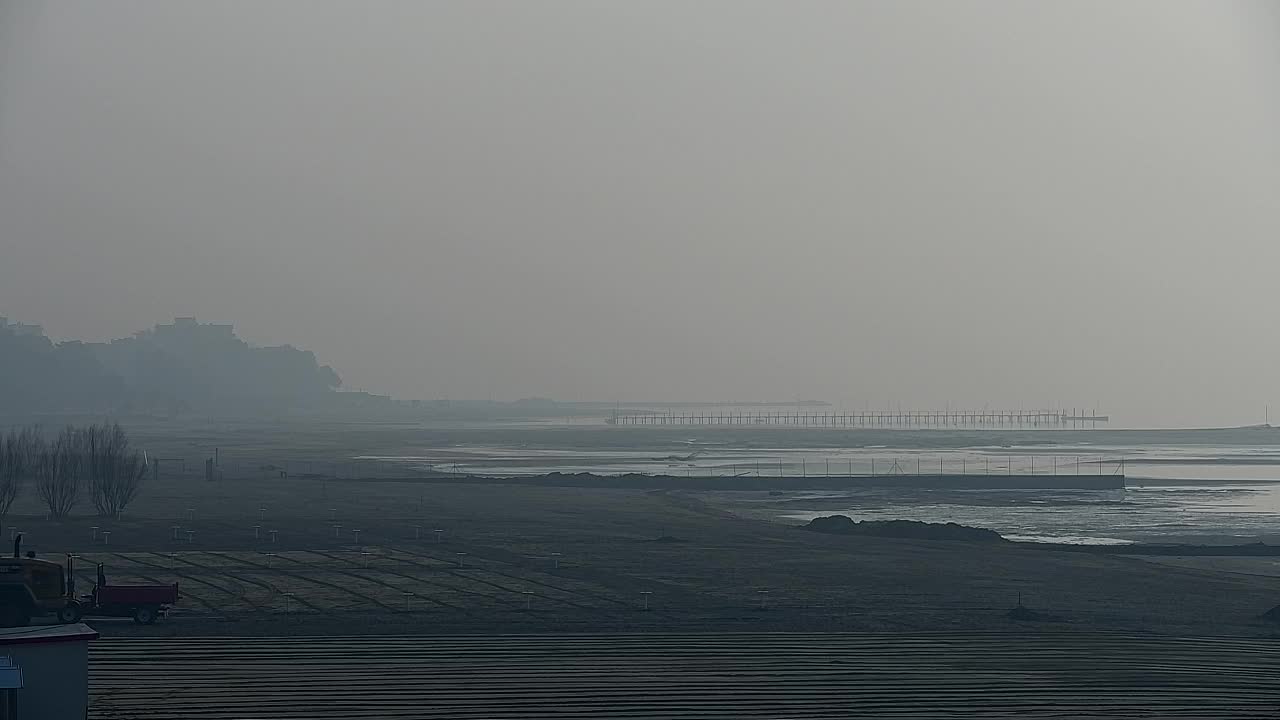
394, 472, 1126, 491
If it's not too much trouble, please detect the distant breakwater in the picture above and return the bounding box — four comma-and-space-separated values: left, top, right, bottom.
373, 472, 1126, 491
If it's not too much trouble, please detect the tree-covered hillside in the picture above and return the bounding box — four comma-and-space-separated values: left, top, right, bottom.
0, 317, 340, 413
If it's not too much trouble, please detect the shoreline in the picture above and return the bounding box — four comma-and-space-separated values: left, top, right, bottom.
336, 471, 1127, 491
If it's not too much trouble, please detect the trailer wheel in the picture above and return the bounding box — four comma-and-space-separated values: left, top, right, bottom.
0, 604, 30, 628
132, 606, 158, 625
57, 603, 83, 624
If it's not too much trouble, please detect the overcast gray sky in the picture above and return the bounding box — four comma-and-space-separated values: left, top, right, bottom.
2, 1, 1278, 427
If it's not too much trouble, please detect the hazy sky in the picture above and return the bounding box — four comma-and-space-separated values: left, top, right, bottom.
2, 2, 1278, 427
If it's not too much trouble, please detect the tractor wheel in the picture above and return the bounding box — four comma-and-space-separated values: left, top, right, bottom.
132, 606, 158, 625
57, 603, 83, 624
0, 604, 30, 628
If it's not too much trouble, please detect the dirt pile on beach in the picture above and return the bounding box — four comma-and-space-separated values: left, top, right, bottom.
803, 516, 1007, 542
1005, 605, 1064, 622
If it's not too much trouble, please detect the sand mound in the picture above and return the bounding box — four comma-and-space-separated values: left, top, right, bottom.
803, 516, 1006, 543
1005, 606, 1061, 622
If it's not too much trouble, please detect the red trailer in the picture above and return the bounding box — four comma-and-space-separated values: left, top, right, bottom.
81, 563, 179, 625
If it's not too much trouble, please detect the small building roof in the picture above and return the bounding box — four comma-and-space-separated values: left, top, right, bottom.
0, 656, 21, 689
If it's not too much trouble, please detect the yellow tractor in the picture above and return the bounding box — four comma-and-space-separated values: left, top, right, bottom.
0, 535, 83, 627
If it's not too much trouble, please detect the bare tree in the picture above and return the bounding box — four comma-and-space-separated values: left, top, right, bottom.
31, 423, 149, 520
0, 427, 40, 531
34, 426, 85, 520
85, 423, 147, 517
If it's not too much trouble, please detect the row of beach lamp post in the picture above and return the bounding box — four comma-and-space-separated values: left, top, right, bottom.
63, 543, 767, 614
263, 587, 773, 613
78, 523, 573, 577
59, 507, 711, 613
60, 542, 745, 614
56, 547, 655, 614
77, 505, 455, 546
265, 588, 677, 613
51, 528, 778, 615
82, 525, 442, 546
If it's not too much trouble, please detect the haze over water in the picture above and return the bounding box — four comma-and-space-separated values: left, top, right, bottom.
4, 2, 1280, 428
368, 428, 1280, 545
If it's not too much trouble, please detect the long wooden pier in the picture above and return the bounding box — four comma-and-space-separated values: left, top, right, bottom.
608, 409, 1109, 429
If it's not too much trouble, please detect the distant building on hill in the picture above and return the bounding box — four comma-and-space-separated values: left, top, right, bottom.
149, 317, 234, 338
1, 314, 340, 414
12, 324, 44, 337
0, 318, 45, 337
